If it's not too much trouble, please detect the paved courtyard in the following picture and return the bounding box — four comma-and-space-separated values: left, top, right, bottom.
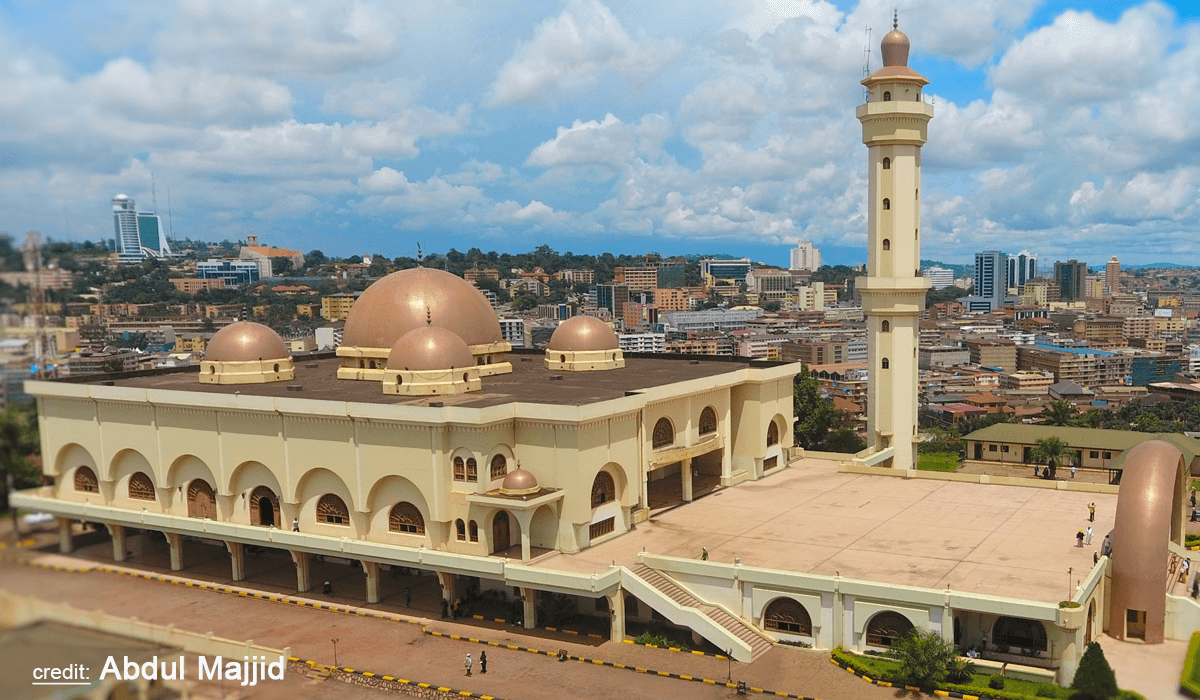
538, 458, 1117, 603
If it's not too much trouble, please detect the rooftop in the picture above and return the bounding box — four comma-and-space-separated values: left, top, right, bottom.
63, 351, 779, 409
535, 458, 1115, 604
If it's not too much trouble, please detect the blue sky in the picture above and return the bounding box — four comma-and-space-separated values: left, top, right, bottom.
1, 0, 1198, 269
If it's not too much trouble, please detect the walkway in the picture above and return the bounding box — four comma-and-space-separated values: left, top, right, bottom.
0, 551, 899, 700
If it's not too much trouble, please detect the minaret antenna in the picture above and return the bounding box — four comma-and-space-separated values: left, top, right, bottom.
417, 243, 424, 267
151, 171, 158, 212
862, 26, 873, 102
167, 187, 176, 243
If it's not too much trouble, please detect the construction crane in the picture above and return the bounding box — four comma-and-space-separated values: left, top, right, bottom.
20, 230, 56, 379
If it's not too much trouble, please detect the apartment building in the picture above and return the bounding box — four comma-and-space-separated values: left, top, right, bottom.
617, 332, 666, 353
966, 339, 1018, 372
614, 266, 658, 291
653, 288, 690, 312
321, 293, 357, 321
1072, 316, 1125, 344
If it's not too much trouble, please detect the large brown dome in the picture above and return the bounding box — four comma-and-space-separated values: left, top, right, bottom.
500, 468, 539, 496
205, 321, 289, 362
343, 268, 502, 349
386, 326, 474, 372
548, 316, 618, 352
881, 28, 910, 67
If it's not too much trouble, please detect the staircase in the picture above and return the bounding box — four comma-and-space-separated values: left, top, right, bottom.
630, 564, 774, 660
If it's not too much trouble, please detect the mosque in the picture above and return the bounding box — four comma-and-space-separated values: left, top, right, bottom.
13, 21, 1199, 685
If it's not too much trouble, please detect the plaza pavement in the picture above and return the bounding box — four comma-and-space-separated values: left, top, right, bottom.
0, 557, 902, 700
537, 458, 1117, 604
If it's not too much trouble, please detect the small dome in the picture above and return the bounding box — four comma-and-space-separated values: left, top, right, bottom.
114, 194, 129, 200
881, 28, 910, 67
548, 316, 618, 352
386, 326, 474, 371
343, 267, 502, 349
500, 469, 539, 496
205, 321, 289, 362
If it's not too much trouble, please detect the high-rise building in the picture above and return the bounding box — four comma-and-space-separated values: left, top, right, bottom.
1005, 250, 1038, 290
856, 20, 932, 470
789, 242, 821, 272
112, 194, 174, 263
1054, 259, 1087, 301
1106, 256, 1121, 295
964, 250, 1005, 312
698, 258, 752, 283
921, 266, 954, 289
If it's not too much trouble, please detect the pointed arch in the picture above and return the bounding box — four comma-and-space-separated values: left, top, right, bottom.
186, 479, 217, 519
591, 471, 616, 507
128, 472, 156, 501
698, 406, 718, 436
74, 465, 99, 493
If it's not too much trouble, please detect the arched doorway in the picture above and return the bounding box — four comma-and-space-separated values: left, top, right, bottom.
763, 598, 812, 635
866, 611, 913, 648
186, 479, 216, 519
250, 486, 280, 527
493, 511, 511, 553
992, 616, 1048, 654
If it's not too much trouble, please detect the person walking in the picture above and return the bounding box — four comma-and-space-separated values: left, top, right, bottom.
292, 517, 300, 532
701, 547, 708, 561
1192, 489, 1197, 509
1076, 530, 1085, 548
480, 650, 487, 674
1071, 465, 1077, 479
1033, 465, 1039, 477
404, 587, 411, 608
1085, 526, 1093, 545
464, 653, 472, 677
1088, 503, 1096, 522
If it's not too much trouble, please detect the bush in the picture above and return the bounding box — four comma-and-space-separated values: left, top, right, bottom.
633, 631, 689, 652
948, 657, 976, 684
989, 675, 1006, 690
1072, 641, 1118, 700
887, 629, 956, 686
1037, 683, 1059, 697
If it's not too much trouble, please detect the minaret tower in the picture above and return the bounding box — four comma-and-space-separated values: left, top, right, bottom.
856, 15, 933, 470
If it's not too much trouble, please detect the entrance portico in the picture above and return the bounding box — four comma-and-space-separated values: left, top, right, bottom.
645, 435, 723, 511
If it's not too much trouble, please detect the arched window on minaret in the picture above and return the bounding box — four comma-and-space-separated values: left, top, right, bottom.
882, 198, 890, 210
883, 91, 891, 102
881, 320, 890, 332
882, 239, 891, 251
882, 358, 890, 369
882, 158, 891, 170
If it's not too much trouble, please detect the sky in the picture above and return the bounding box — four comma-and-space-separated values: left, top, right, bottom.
1, 1, 1198, 269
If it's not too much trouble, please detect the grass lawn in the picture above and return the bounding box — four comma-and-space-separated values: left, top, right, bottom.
918, 452, 960, 472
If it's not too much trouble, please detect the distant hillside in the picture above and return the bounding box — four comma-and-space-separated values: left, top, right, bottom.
1121, 263, 1200, 270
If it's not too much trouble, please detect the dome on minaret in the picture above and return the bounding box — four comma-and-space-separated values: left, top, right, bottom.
881, 28, 910, 67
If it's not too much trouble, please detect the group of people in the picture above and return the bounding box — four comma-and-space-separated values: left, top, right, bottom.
463, 650, 487, 676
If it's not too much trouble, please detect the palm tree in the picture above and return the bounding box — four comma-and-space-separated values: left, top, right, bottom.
1042, 399, 1077, 427
1030, 436, 1077, 480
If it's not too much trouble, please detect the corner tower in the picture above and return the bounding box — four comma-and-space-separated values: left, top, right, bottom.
856, 17, 933, 469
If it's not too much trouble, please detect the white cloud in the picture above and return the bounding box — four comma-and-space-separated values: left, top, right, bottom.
526, 113, 670, 173
489, 0, 680, 106
155, 0, 398, 74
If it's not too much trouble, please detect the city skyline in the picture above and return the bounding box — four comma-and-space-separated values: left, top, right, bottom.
2, 1, 1199, 268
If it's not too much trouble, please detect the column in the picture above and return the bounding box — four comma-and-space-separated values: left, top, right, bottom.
110, 524, 127, 562
165, 532, 184, 571
608, 591, 625, 642
57, 518, 73, 554
363, 561, 380, 604
513, 511, 534, 562
682, 458, 693, 502
226, 541, 245, 582
290, 551, 311, 592
437, 571, 457, 603
520, 587, 537, 629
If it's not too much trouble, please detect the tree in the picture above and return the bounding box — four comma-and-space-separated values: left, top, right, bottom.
1030, 436, 1077, 479
1043, 399, 1078, 426
271, 257, 293, 276
1070, 641, 1118, 700
0, 407, 42, 512
792, 368, 841, 451
887, 629, 956, 687
763, 300, 782, 312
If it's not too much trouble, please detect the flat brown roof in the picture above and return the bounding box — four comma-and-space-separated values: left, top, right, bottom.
79, 351, 780, 408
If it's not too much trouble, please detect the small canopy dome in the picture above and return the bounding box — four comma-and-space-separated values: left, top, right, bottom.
114, 193, 129, 200
881, 28, 910, 67
386, 326, 474, 371
343, 267, 502, 349
499, 468, 539, 496
205, 321, 289, 362
548, 316, 618, 352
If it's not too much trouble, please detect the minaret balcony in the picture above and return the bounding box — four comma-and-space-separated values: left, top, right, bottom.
856, 101, 934, 120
